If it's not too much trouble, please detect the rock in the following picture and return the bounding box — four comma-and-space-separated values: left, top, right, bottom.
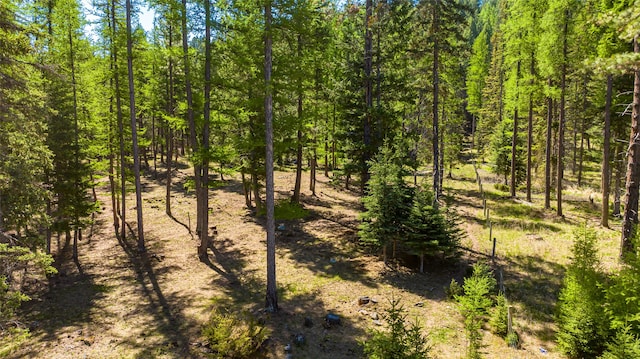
373, 320, 383, 326
303, 316, 314, 328
277, 224, 286, 231
329, 257, 337, 264
370, 312, 379, 320
358, 296, 370, 305
358, 309, 368, 316
284, 343, 292, 352
294, 334, 305, 346
325, 313, 341, 326
370, 298, 379, 304
415, 302, 424, 307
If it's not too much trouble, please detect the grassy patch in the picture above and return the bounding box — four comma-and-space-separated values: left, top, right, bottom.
259, 200, 308, 220
0, 328, 29, 358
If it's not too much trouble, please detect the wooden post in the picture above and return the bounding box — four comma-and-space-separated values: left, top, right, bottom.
486, 209, 490, 227
489, 222, 492, 242
499, 268, 505, 293
492, 237, 497, 260
507, 305, 513, 334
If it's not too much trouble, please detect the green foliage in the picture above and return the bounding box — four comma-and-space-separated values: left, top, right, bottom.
258, 201, 308, 220
489, 119, 525, 185
489, 293, 508, 338
456, 262, 496, 359
599, 327, 640, 359
445, 278, 463, 300
605, 236, 640, 337
362, 298, 430, 359
201, 308, 270, 359
0, 244, 56, 326
405, 188, 463, 259
359, 141, 413, 249
506, 331, 519, 349
556, 226, 609, 358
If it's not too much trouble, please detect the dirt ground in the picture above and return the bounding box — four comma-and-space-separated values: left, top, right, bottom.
10, 162, 567, 359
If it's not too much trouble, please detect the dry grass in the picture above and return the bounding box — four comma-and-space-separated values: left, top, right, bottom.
8, 159, 619, 359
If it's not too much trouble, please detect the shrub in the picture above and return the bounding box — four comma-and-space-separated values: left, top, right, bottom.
0, 244, 56, 327
362, 298, 430, 359
445, 279, 463, 300
489, 293, 508, 338
201, 308, 270, 358
359, 141, 413, 255
456, 262, 496, 359
556, 226, 609, 358
599, 327, 640, 359
405, 188, 463, 270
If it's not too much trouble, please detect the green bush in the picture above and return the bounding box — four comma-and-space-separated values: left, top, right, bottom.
0, 244, 56, 327
489, 293, 508, 338
201, 308, 270, 358
456, 262, 496, 359
363, 298, 430, 359
445, 279, 463, 301
599, 327, 640, 359
556, 226, 609, 358
506, 331, 519, 349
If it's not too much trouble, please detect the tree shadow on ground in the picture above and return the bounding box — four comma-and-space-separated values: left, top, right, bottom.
200, 235, 369, 359
498, 253, 565, 342
113, 230, 197, 358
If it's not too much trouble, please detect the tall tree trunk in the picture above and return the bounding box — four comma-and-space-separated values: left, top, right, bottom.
108, 53, 119, 236
602, 74, 613, 228
292, 38, 303, 204
614, 141, 623, 217
166, 24, 174, 216
577, 77, 587, 187
511, 61, 520, 198
111, 0, 126, 240
182, 0, 202, 240
198, 0, 212, 260
526, 93, 533, 202
557, 12, 568, 217
126, 0, 145, 251
363, 0, 373, 190
264, 0, 278, 312
544, 79, 552, 210
69, 23, 81, 259
432, 0, 440, 205
621, 36, 640, 255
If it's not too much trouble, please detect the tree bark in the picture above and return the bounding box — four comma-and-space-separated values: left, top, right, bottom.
165, 24, 174, 216
292, 45, 303, 204
602, 74, 612, 228
111, 0, 126, 240
126, 0, 145, 251
557, 11, 568, 217
511, 61, 520, 198
527, 55, 534, 202
544, 79, 552, 210
432, 0, 440, 205
264, 0, 278, 312
198, 0, 212, 260
182, 0, 202, 243
621, 36, 640, 256
363, 0, 373, 190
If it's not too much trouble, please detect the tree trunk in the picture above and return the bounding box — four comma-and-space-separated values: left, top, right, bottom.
432, 0, 440, 205
111, 0, 126, 240
577, 78, 587, 187
165, 26, 174, 216
526, 54, 534, 202
510, 61, 520, 198
292, 118, 303, 203
602, 74, 612, 228
126, 0, 145, 252
198, 0, 212, 260
264, 0, 278, 312
544, 79, 552, 210
614, 141, 623, 217
557, 12, 568, 217
363, 0, 373, 190
182, 0, 202, 242
621, 36, 640, 256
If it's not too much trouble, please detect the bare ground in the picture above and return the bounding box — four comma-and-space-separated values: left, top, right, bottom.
9, 162, 592, 359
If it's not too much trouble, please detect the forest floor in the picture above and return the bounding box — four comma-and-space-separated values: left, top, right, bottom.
8, 158, 622, 359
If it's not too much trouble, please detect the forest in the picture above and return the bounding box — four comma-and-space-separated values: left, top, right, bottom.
1, 0, 640, 357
